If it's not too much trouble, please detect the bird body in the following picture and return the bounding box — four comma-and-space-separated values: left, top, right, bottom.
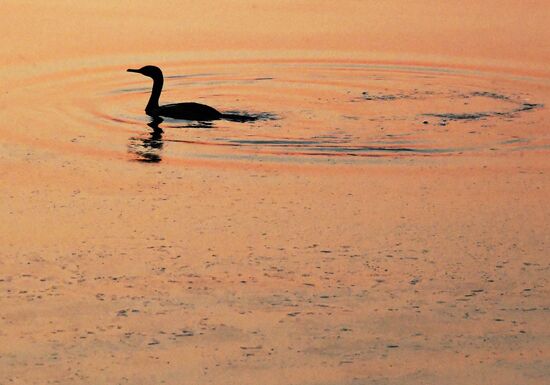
153, 102, 222, 120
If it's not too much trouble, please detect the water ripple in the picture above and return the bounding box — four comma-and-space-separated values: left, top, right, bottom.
3, 57, 548, 165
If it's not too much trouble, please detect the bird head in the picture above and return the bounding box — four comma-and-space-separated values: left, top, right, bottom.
127, 65, 163, 79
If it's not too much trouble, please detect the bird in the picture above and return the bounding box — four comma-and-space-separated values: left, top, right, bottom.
127, 65, 255, 122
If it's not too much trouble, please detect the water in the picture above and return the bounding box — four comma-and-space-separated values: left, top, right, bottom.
1, 2, 549, 385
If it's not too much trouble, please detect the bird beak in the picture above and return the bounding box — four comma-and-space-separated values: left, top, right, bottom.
127, 68, 140, 73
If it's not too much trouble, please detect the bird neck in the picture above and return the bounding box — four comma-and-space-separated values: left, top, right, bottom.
145, 75, 164, 114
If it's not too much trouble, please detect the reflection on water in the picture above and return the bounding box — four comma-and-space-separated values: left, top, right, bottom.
126, 112, 279, 162
128, 117, 164, 163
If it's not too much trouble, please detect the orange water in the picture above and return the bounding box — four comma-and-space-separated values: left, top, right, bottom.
1, 2, 549, 384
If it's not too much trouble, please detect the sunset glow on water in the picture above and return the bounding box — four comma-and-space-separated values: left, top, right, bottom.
1, 1, 549, 384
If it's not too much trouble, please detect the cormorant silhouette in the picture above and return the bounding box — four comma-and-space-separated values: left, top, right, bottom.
127, 65, 255, 122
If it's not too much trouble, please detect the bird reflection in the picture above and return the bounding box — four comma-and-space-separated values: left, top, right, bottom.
128, 117, 164, 163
